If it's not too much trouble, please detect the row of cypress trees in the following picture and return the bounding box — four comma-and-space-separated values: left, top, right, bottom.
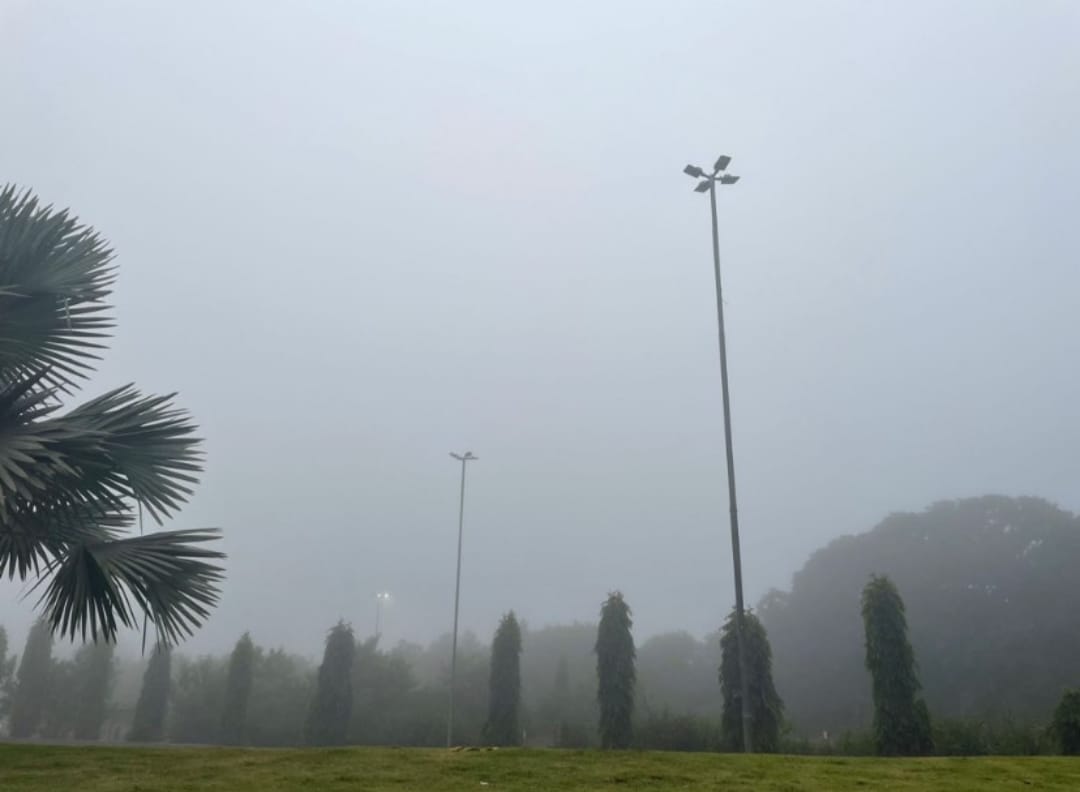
129, 632, 257, 744
4, 620, 115, 741
10, 572, 1075, 753
119, 579, 1080, 755
594, 591, 784, 751
476, 590, 784, 751
118, 591, 786, 751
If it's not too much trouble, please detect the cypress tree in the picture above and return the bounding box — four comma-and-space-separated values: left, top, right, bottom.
220, 632, 257, 744
718, 608, 784, 752
483, 611, 522, 746
129, 645, 172, 742
861, 575, 933, 756
305, 621, 355, 746
72, 641, 115, 741
595, 591, 635, 749
0, 626, 15, 719
9, 619, 54, 738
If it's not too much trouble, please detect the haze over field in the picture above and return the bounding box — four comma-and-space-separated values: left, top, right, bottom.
1, 1, 1077, 656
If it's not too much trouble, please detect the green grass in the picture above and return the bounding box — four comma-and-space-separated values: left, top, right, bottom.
1, 745, 1079, 791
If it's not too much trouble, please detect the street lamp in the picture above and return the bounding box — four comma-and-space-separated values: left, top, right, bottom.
375, 591, 392, 639
683, 154, 753, 753
447, 450, 478, 747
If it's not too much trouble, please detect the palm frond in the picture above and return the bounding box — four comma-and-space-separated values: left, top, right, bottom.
0, 502, 126, 580
0, 185, 224, 647
66, 385, 204, 523
38, 528, 224, 644
0, 381, 203, 526
0, 184, 115, 391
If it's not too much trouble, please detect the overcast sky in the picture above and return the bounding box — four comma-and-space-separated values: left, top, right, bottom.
1, 1, 1078, 657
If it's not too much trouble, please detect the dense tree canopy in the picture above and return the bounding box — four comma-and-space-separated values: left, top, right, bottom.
247, 648, 315, 747
521, 623, 597, 746
759, 496, 1080, 736
171, 655, 226, 744
637, 630, 722, 720
349, 636, 416, 745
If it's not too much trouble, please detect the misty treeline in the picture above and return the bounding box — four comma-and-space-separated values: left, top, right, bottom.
2, 495, 1079, 755
0, 608, 724, 750
760, 495, 1080, 751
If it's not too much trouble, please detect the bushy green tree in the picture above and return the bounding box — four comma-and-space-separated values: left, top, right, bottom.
129, 645, 171, 742
39, 641, 114, 740
536, 655, 579, 746
517, 622, 596, 746
1052, 689, 1080, 755
9, 619, 54, 738
548, 657, 572, 743
862, 575, 933, 755
170, 655, 226, 743
41, 657, 76, 738
72, 640, 115, 740
220, 632, 256, 744
595, 591, 635, 749
247, 649, 315, 746
349, 636, 416, 745
637, 631, 723, 720
483, 611, 522, 746
305, 621, 355, 745
718, 609, 784, 752
371, 644, 487, 747
0, 186, 224, 644
635, 712, 721, 752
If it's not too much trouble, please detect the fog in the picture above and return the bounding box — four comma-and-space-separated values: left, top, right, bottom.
1, 1, 1077, 656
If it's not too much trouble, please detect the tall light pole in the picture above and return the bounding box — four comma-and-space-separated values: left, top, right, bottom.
447, 450, 477, 747
683, 155, 753, 753
374, 591, 391, 639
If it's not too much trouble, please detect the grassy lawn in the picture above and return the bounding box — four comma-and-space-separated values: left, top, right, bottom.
1, 744, 1079, 791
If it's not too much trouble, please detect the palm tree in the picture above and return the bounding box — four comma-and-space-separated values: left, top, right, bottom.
0, 185, 224, 644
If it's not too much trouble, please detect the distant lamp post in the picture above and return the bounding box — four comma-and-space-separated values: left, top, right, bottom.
447, 450, 478, 747
374, 591, 392, 639
683, 155, 753, 753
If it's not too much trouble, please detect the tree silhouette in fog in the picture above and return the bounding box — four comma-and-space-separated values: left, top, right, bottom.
596, 592, 635, 749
